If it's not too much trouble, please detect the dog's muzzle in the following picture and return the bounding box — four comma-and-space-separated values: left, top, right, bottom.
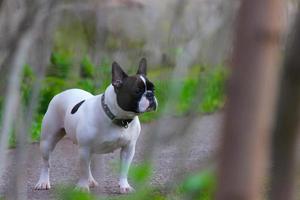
145, 91, 157, 111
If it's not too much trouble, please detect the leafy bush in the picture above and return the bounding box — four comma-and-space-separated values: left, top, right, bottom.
38, 77, 66, 114
48, 52, 72, 78
30, 115, 43, 142
21, 64, 35, 107
6, 64, 37, 147
177, 78, 200, 114
179, 170, 216, 200
199, 67, 227, 113
97, 57, 112, 92
140, 65, 227, 122
76, 79, 95, 94
80, 55, 95, 78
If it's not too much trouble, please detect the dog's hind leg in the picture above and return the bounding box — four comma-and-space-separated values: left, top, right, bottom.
35, 112, 65, 190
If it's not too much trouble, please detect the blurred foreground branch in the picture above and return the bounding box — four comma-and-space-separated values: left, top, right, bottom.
269, 4, 300, 200
0, 1, 57, 199
216, 0, 284, 199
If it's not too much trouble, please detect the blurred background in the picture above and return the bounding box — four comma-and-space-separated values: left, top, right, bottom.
0, 0, 299, 199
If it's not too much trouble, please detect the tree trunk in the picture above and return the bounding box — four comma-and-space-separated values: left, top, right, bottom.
269, 5, 300, 200
216, 0, 284, 199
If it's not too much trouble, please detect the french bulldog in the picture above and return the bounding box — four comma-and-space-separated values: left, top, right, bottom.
34, 58, 157, 193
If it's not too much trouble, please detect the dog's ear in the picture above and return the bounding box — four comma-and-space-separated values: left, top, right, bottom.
112, 61, 128, 88
137, 58, 147, 76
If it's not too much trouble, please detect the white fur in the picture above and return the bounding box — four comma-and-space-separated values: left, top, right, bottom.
35, 85, 141, 193
139, 75, 147, 88
138, 96, 150, 112
138, 75, 151, 113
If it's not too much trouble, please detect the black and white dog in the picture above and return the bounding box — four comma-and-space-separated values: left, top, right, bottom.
34, 58, 157, 193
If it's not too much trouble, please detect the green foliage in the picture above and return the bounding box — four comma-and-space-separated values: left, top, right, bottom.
80, 55, 95, 78
97, 57, 112, 92
140, 65, 227, 122
129, 162, 152, 184
176, 78, 200, 114
8, 116, 43, 148
179, 170, 216, 200
30, 115, 43, 142
7, 64, 37, 148
55, 185, 96, 200
38, 77, 65, 114
199, 67, 227, 113
21, 64, 35, 107
77, 79, 95, 94
8, 126, 16, 148
48, 52, 72, 78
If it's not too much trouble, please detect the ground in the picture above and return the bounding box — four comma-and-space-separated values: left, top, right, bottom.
0, 112, 222, 200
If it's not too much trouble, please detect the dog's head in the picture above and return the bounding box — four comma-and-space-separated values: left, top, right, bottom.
111, 58, 158, 114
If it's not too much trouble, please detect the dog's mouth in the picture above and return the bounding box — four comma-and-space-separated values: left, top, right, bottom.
146, 104, 156, 112
146, 98, 157, 112
137, 96, 158, 114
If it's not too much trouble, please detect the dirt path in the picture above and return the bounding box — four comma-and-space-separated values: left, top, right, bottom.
0, 113, 222, 200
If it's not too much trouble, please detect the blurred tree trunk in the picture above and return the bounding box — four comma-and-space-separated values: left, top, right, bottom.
216, 0, 284, 199
0, 0, 42, 94
269, 5, 300, 200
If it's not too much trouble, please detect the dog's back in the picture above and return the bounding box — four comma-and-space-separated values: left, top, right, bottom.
40, 89, 93, 141
47, 89, 92, 119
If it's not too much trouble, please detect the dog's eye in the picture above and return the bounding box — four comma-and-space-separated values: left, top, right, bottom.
135, 89, 144, 95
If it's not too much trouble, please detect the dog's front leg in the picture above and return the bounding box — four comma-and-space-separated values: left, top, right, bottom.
76, 146, 92, 191
119, 143, 135, 194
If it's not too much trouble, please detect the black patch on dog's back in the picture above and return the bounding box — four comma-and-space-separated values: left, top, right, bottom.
71, 100, 85, 114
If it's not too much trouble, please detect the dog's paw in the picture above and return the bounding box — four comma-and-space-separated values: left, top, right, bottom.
34, 180, 51, 190
120, 185, 135, 194
119, 179, 135, 194
76, 180, 90, 192
119, 184, 135, 194
88, 177, 99, 188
